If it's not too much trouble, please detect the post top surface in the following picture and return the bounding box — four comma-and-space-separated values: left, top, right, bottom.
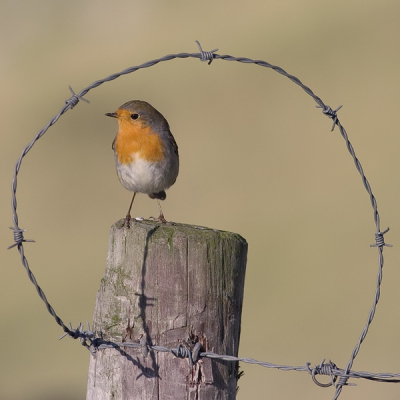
113, 218, 247, 244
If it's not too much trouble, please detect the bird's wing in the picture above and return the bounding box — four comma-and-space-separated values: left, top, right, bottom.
112, 135, 116, 150
168, 129, 179, 158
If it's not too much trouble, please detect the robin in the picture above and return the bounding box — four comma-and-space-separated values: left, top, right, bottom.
106, 100, 179, 227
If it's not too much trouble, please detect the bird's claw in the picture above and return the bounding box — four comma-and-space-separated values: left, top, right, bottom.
123, 214, 132, 228
149, 214, 168, 224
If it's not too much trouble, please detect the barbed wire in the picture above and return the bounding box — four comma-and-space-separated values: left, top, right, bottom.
61, 323, 400, 386
60, 321, 400, 387
8, 41, 394, 399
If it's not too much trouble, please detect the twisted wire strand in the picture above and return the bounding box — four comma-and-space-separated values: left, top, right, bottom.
84, 339, 400, 384
9, 42, 392, 399
330, 121, 389, 400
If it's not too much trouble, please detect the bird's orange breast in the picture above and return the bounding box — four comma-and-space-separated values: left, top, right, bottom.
115, 119, 164, 164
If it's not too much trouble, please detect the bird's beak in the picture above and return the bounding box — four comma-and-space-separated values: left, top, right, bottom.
105, 112, 118, 118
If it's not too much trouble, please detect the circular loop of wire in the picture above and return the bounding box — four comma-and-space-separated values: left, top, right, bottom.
9, 41, 393, 400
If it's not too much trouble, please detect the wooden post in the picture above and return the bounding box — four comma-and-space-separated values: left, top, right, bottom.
86, 219, 247, 400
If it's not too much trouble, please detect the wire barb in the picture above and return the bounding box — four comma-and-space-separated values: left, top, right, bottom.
307, 359, 338, 388
65, 86, 90, 109
171, 344, 196, 367
59, 321, 94, 341
192, 342, 201, 364
370, 227, 392, 248
316, 104, 342, 131
195, 40, 218, 65
336, 375, 356, 387
7, 226, 35, 249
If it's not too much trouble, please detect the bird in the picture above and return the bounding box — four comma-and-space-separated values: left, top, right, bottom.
106, 100, 179, 227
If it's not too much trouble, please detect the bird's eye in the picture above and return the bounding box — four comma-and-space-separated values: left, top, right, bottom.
131, 113, 139, 120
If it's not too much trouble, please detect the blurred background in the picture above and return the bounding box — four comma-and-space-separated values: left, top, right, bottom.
1, 0, 400, 399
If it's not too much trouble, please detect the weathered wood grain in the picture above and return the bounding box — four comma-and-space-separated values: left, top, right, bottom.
87, 219, 247, 400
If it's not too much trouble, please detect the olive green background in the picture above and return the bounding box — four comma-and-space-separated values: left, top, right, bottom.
2, 1, 400, 399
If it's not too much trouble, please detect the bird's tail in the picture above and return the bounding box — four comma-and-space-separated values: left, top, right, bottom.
148, 190, 166, 200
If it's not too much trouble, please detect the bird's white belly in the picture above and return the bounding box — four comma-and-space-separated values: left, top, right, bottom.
116, 154, 177, 194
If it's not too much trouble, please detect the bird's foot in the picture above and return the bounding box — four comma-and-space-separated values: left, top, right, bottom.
158, 213, 167, 224
123, 214, 132, 228
149, 213, 168, 223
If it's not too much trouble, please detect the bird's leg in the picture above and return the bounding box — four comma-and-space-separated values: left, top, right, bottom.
124, 192, 136, 228
156, 199, 167, 223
